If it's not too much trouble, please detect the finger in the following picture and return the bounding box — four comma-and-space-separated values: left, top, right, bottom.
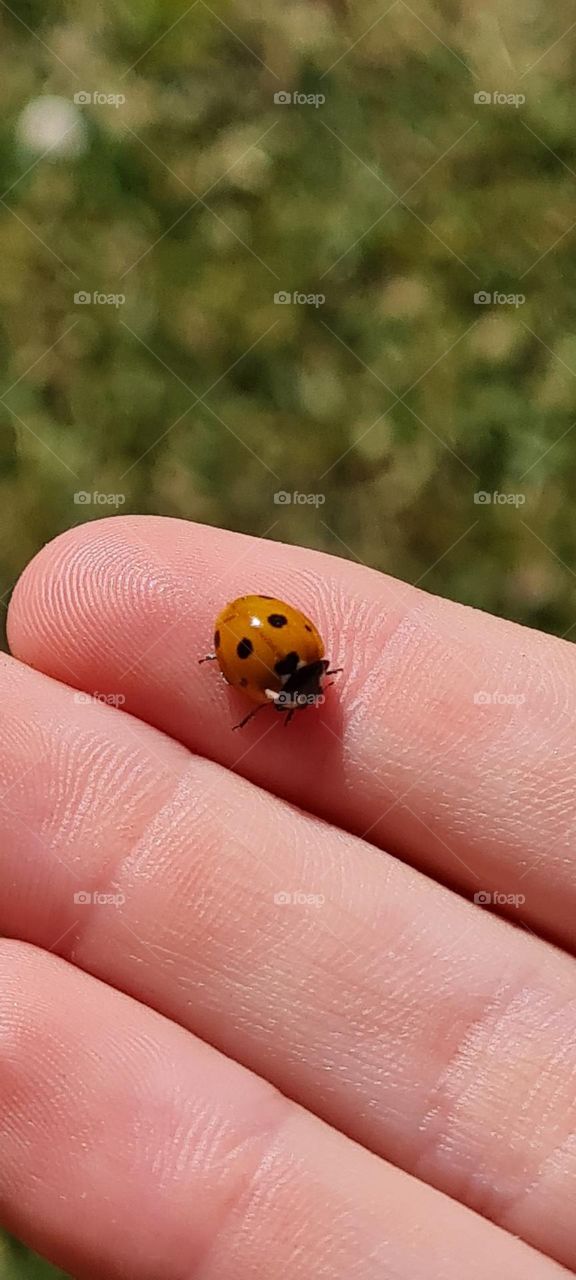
9, 517, 576, 949
0, 940, 570, 1280
0, 657, 576, 1268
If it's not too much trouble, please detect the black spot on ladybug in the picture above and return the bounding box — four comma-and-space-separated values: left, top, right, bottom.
274, 651, 299, 677
268, 613, 288, 628
239, 676, 248, 687
237, 638, 253, 659
214, 629, 220, 648
305, 625, 312, 632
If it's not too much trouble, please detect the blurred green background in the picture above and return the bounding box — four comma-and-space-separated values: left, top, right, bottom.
0, 1237, 68, 1280
1, 0, 575, 1274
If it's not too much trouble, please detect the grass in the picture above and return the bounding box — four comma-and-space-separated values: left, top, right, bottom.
0, 1, 575, 1274
0, 1234, 69, 1280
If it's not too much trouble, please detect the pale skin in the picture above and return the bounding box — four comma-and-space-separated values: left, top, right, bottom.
1, 514, 576, 1279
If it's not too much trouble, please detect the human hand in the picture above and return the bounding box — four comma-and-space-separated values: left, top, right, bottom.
1, 516, 575, 1279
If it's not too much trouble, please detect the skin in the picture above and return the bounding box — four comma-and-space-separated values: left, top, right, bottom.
0, 514, 575, 1279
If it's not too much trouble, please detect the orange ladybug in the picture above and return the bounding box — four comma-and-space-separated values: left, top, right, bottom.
199, 594, 341, 729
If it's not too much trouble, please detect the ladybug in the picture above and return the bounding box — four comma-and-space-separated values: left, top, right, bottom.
199, 594, 342, 729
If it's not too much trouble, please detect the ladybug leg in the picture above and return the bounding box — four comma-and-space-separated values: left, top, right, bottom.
325, 667, 343, 676
283, 709, 295, 727
198, 653, 217, 664
232, 703, 268, 731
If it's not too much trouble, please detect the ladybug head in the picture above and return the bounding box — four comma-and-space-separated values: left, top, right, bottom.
273, 658, 329, 712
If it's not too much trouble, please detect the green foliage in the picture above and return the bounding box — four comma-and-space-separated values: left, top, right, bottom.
0, 1234, 69, 1280
0, 0, 575, 1272
0, 1, 573, 642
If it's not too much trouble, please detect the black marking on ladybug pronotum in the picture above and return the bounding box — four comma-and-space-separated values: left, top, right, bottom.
274, 651, 300, 677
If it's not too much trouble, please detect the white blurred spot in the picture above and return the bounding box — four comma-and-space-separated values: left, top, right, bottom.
16, 96, 88, 158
